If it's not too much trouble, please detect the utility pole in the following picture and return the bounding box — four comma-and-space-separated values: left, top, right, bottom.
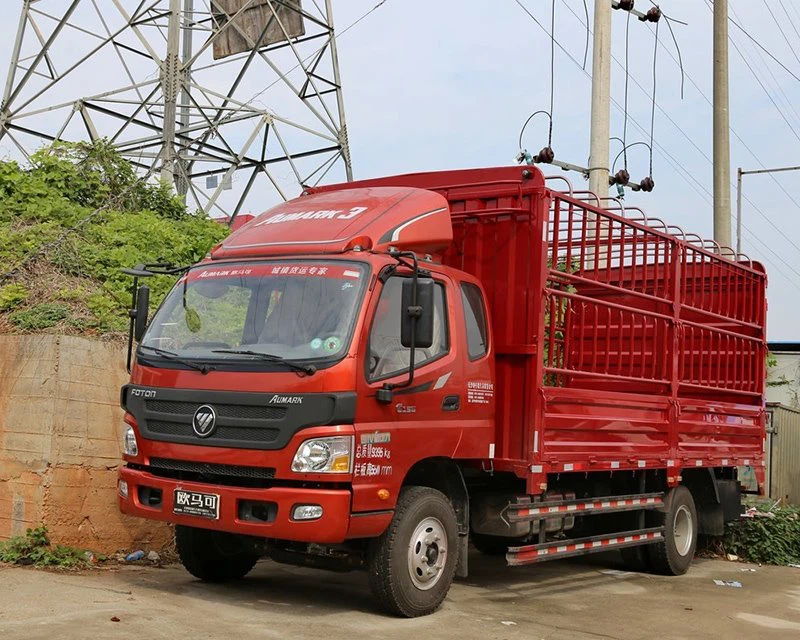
736, 165, 800, 255
589, 0, 613, 198
161, 0, 182, 186
713, 0, 732, 248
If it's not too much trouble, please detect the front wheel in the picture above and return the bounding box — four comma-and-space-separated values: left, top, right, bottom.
175, 525, 259, 583
647, 486, 697, 575
368, 486, 459, 617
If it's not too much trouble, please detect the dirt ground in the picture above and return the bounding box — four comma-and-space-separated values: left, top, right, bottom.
1, 551, 799, 640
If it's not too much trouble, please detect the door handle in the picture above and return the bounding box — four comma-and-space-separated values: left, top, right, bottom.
442, 395, 460, 412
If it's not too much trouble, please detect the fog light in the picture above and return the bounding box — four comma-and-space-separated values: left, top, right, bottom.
118, 480, 129, 499
292, 504, 323, 521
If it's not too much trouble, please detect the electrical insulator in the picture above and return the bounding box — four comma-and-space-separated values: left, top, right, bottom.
640, 7, 662, 23
618, 0, 635, 12
639, 176, 655, 192
613, 169, 630, 185
534, 146, 555, 164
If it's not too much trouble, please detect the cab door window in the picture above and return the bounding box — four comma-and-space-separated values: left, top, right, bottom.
368, 277, 449, 381
461, 282, 488, 360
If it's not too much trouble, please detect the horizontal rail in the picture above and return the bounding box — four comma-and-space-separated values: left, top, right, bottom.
450, 208, 531, 220
680, 318, 765, 343
543, 367, 671, 385
548, 269, 673, 309
506, 493, 665, 522
506, 528, 664, 566
547, 289, 674, 322
679, 303, 763, 333
678, 382, 761, 397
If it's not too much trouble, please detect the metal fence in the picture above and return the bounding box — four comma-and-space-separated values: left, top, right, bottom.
766, 403, 800, 504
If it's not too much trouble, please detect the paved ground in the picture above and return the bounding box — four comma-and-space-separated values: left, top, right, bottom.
1, 551, 799, 640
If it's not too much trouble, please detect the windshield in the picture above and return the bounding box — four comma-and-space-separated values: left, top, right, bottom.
140, 261, 367, 365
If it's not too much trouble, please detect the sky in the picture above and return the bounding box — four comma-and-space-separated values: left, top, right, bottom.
1, 1, 799, 339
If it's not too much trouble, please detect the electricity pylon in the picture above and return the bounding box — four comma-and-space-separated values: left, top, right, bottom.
0, 0, 353, 219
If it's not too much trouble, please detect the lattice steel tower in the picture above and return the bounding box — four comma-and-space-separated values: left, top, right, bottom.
0, 0, 352, 218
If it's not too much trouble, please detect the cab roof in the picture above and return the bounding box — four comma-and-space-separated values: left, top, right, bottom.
211, 186, 452, 260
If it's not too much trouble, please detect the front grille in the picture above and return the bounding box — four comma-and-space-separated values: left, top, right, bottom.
147, 420, 281, 443
149, 457, 276, 479
146, 400, 286, 421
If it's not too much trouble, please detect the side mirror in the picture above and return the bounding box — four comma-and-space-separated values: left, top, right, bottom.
400, 278, 434, 349
134, 285, 150, 342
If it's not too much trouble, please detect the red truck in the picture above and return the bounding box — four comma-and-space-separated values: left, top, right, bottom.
118, 166, 767, 617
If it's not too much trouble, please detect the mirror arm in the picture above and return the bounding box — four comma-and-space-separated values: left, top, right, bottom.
377, 251, 421, 404
126, 276, 139, 373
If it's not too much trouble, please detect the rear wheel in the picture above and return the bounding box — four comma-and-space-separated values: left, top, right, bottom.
368, 486, 458, 617
175, 525, 259, 583
646, 486, 697, 575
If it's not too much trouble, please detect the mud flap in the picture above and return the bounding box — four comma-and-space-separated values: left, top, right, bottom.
455, 532, 469, 578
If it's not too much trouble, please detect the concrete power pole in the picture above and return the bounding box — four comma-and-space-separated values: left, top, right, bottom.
589, 0, 612, 198
713, 0, 732, 248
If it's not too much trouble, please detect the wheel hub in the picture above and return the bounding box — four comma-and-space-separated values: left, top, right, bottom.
673, 504, 694, 557
408, 517, 447, 591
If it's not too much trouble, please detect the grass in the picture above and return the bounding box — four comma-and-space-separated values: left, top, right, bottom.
0, 526, 90, 569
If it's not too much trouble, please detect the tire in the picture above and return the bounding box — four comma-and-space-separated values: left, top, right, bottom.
646, 486, 697, 575
368, 486, 459, 617
175, 525, 259, 583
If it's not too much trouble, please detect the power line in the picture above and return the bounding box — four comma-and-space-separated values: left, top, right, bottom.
561, 0, 800, 264
645, 5, 800, 225
706, 1, 800, 146
513, 0, 800, 293
778, 0, 800, 59
763, 0, 800, 69
728, 2, 800, 133
720, 4, 800, 84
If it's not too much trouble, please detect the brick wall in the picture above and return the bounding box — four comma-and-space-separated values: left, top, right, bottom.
0, 334, 171, 553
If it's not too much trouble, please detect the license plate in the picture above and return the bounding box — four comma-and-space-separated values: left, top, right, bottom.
173, 489, 220, 519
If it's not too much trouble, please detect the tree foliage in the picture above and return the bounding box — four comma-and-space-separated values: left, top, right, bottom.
0, 141, 228, 334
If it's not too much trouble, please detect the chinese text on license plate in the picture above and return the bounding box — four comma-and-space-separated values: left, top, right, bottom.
173, 490, 220, 519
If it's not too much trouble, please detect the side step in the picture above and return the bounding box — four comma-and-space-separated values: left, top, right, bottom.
506, 527, 664, 566
506, 492, 664, 522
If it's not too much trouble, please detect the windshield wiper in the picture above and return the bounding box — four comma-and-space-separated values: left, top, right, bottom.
211, 349, 316, 376
138, 345, 216, 375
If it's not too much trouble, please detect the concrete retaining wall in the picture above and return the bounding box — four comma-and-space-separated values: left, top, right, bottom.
0, 334, 171, 553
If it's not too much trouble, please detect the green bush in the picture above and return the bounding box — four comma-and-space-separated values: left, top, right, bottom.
0, 526, 88, 568
0, 140, 229, 334
723, 504, 800, 565
0, 283, 28, 310
9, 302, 70, 330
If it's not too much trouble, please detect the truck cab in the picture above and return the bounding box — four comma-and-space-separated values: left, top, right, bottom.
119, 182, 494, 615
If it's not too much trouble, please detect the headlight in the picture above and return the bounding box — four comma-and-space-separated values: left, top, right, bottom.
291, 436, 352, 473
123, 424, 138, 457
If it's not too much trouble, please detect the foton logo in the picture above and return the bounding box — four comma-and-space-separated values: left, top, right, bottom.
270, 395, 303, 404
129, 388, 156, 398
